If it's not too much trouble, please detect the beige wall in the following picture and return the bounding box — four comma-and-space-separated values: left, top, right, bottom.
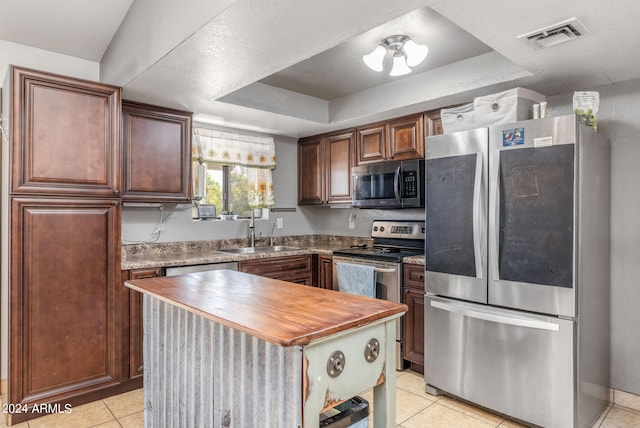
547, 79, 640, 396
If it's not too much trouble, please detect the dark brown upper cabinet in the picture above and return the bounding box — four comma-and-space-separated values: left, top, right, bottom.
356, 113, 426, 165
298, 130, 355, 205
122, 101, 192, 202
4, 66, 121, 197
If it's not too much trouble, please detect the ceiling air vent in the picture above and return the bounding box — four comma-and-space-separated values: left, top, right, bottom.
517, 18, 589, 50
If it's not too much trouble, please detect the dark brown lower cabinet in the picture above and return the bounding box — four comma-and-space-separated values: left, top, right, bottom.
238, 255, 313, 285
8, 198, 139, 424
403, 263, 425, 373
317, 254, 334, 289
122, 268, 162, 380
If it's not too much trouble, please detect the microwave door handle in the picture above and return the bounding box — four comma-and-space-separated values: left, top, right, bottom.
472, 152, 484, 279
393, 165, 401, 204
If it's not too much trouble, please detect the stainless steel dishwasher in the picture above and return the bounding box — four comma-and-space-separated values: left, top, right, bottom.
164, 262, 238, 276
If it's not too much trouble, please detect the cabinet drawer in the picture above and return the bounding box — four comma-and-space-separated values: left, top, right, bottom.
277, 272, 313, 285
239, 255, 312, 277
404, 264, 425, 289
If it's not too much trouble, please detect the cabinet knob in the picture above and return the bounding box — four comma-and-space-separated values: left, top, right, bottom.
114, 190, 121, 196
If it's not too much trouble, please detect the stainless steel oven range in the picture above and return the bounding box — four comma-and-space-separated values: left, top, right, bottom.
332, 219, 425, 370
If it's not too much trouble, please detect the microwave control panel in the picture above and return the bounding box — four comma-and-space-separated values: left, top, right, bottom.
403, 170, 418, 198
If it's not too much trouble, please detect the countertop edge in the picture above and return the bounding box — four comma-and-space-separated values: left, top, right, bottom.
121, 247, 422, 271
125, 271, 407, 347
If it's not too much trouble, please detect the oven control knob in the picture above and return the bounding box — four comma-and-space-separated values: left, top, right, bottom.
379, 226, 385, 232
327, 351, 345, 378
364, 338, 380, 362
373, 226, 378, 231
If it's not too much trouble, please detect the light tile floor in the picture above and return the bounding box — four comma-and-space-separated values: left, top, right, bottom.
2, 371, 639, 427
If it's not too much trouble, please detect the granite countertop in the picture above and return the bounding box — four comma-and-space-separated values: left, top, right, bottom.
121, 235, 424, 270
403, 255, 425, 265
121, 236, 369, 271
125, 270, 407, 347
122, 247, 315, 270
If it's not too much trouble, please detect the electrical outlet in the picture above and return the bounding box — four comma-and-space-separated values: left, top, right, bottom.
276, 218, 284, 229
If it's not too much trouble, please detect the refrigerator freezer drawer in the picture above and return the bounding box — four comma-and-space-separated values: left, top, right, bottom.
425, 296, 575, 428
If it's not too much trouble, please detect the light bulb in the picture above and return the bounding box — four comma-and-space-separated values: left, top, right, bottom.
389, 52, 411, 76
403, 39, 428, 67
362, 45, 386, 72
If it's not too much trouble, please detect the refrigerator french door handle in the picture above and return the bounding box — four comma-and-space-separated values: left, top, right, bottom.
489, 149, 501, 281
472, 152, 483, 279
393, 165, 401, 205
430, 300, 560, 332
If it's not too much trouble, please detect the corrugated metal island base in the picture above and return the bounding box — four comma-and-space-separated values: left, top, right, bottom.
125, 270, 407, 428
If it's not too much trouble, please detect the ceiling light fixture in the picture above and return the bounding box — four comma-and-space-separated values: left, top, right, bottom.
363, 35, 428, 76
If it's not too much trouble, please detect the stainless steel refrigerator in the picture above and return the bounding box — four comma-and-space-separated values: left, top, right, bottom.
424, 114, 610, 428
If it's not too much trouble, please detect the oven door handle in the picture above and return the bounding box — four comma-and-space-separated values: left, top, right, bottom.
332, 260, 397, 274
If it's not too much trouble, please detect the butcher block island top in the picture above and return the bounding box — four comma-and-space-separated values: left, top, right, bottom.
125, 269, 407, 346
126, 270, 406, 427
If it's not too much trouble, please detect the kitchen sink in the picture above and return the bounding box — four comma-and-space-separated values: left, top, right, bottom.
218, 246, 300, 254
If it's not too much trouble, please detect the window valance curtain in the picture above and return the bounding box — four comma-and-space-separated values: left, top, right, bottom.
192, 126, 276, 208
193, 127, 276, 169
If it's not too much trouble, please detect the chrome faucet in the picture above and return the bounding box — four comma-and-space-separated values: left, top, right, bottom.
248, 211, 256, 247
270, 221, 276, 246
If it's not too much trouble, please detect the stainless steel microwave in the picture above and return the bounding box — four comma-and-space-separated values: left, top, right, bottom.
352, 159, 424, 208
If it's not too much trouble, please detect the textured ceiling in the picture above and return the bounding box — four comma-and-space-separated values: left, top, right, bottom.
258, 7, 492, 100
3, 0, 640, 138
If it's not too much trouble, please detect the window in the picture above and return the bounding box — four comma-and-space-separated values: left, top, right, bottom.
200, 163, 260, 218
192, 127, 276, 219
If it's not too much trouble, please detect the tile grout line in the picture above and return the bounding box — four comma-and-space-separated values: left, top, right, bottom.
396, 399, 437, 426
98, 399, 122, 428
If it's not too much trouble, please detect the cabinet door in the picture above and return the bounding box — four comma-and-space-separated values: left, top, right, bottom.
9, 197, 121, 421
404, 287, 425, 369
388, 114, 424, 160
122, 101, 192, 202
325, 131, 355, 204
356, 123, 386, 165
425, 109, 443, 137
126, 268, 162, 379
403, 264, 425, 370
9, 66, 121, 197
298, 136, 325, 205
318, 255, 334, 290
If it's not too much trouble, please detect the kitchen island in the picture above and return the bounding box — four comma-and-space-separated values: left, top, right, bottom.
125, 270, 406, 427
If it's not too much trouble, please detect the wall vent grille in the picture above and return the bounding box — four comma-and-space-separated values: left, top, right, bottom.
517, 18, 589, 50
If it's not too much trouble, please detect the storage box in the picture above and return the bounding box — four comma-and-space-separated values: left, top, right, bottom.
320, 396, 369, 428
441, 102, 475, 134
441, 88, 546, 133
